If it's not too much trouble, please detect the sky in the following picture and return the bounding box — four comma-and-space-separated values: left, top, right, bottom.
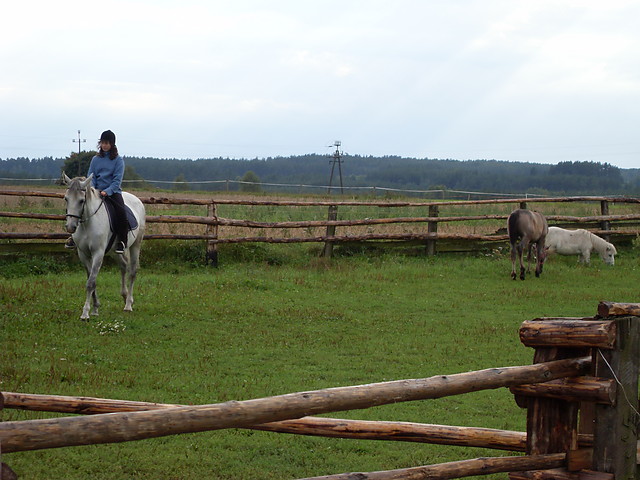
1, 1, 639, 168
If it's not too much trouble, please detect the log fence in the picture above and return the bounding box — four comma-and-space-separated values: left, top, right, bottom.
1, 301, 639, 479
1, 189, 640, 265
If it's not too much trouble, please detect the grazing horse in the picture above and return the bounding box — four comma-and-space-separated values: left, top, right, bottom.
507, 209, 548, 280
546, 226, 617, 265
63, 173, 146, 320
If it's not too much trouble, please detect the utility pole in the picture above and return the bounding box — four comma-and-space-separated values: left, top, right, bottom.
72, 130, 86, 155
327, 140, 344, 194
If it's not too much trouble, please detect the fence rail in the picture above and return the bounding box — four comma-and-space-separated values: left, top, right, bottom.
1, 301, 638, 479
1, 189, 639, 264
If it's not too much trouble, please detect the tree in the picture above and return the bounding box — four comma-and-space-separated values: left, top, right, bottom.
173, 173, 190, 191
123, 165, 149, 189
62, 151, 96, 178
239, 171, 262, 192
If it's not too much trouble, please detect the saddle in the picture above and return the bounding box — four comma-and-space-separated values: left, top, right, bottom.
103, 200, 139, 252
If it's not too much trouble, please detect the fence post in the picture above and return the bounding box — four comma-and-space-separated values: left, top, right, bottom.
320, 205, 338, 258
592, 308, 640, 478
206, 202, 218, 267
425, 205, 438, 256
600, 200, 610, 242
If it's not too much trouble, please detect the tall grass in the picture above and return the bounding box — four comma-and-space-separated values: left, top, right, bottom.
1, 243, 639, 479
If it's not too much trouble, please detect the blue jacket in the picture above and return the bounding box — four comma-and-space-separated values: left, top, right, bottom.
87, 153, 124, 196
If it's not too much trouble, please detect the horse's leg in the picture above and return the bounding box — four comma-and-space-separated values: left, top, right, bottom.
79, 251, 104, 320
518, 240, 528, 280
534, 242, 543, 277
115, 253, 130, 310
510, 243, 518, 280
125, 242, 141, 312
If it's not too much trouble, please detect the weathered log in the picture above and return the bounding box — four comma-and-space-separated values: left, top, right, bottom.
0, 211, 64, 220
519, 319, 616, 349
298, 453, 566, 480
0, 357, 590, 453
597, 301, 640, 318
0, 232, 68, 239
510, 467, 613, 480
0, 392, 528, 451
0, 464, 18, 480
592, 316, 640, 477
509, 377, 615, 404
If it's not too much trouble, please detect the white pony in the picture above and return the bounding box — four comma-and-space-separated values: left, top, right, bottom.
63, 173, 146, 319
545, 226, 616, 265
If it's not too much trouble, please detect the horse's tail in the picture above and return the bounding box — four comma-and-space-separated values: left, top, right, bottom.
507, 210, 521, 246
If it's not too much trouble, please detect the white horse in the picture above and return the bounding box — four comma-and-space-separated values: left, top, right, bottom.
63, 173, 146, 320
545, 226, 616, 265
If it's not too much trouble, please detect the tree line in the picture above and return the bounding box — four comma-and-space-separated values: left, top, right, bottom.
1, 153, 639, 196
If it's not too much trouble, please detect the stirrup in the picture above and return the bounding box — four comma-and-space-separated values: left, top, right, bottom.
115, 241, 126, 254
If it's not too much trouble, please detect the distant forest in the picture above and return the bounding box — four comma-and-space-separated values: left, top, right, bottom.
1, 153, 639, 196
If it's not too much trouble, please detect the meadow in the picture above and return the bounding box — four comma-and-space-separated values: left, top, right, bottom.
2, 237, 639, 479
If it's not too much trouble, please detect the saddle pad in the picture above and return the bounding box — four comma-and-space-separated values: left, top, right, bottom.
104, 200, 139, 232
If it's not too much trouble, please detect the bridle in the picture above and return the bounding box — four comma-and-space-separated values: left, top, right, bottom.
65, 188, 104, 224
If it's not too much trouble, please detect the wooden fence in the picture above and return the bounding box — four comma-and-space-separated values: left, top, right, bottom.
1, 301, 638, 479
1, 189, 640, 265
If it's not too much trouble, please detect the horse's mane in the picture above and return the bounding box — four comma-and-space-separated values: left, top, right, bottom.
68, 177, 98, 197
589, 232, 613, 251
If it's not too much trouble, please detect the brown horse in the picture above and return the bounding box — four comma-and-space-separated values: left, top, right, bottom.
507, 209, 548, 280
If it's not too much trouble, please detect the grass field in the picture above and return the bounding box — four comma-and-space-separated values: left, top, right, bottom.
1, 238, 639, 479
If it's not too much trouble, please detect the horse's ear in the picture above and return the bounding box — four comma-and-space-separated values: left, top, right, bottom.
80, 174, 93, 189
61, 172, 72, 185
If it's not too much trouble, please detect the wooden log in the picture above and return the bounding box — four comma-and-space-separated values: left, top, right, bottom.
509, 377, 615, 404
525, 349, 579, 456
0, 464, 18, 480
566, 448, 593, 471
0, 392, 528, 451
510, 468, 608, 480
592, 317, 640, 477
299, 453, 566, 480
519, 319, 616, 349
425, 205, 438, 256
0, 356, 590, 453
320, 205, 338, 258
0, 211, 64, 220
597, 301, 640, 318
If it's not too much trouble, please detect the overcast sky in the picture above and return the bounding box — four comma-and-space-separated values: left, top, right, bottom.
1, 1, 639, 168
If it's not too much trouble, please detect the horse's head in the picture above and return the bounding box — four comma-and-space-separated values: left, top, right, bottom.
601, 244, 617, 266
63, 173, 94, 233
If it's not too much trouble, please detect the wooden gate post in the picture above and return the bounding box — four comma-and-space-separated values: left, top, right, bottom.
206, 202, 218, 267
600, 200, 611, 242
592, 303, 640, 478
320, 205, 338, 258
425, 205, 438, 256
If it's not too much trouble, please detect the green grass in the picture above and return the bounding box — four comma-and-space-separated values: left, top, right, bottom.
1, 246, 639, 479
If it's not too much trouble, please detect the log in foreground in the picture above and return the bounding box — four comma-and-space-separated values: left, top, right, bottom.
519, 319, 616, 348
597, 301, 640, 318
0, 356, 590, 453
297, 453, 566, 480
0, 392, 528, 452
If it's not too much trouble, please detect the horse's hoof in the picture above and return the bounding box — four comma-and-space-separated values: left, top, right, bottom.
80, 316, 90, 321
124, 307, 133, 312
520, 274, 525, 280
